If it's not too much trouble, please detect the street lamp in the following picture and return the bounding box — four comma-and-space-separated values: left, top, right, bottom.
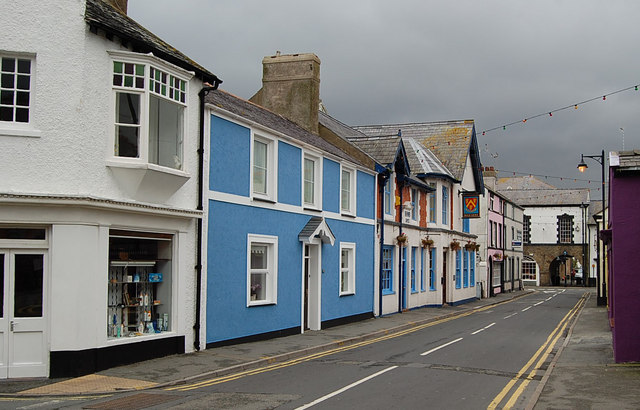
577, 150, 607, 305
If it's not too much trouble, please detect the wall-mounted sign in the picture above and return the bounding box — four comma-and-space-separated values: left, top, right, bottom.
462, 194, 480, 218
512, 241, 522, 247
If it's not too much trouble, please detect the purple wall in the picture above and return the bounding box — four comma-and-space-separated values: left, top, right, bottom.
608, 166, 640, 362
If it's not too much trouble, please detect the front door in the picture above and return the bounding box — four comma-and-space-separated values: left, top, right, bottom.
0, 251, 47, 378
303, 244, 321, 331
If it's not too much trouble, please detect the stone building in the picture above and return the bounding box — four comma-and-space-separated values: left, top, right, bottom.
497, 177, 589, 286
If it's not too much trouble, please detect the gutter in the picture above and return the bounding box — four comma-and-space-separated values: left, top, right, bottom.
194, 81, 221, 351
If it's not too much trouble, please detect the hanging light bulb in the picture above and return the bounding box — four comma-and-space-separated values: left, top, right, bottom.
503, 126, 506, 130
523, 119, 527, 123
603, 95, 606, 101
574, 104, 578, 109
549, 112, 553, 117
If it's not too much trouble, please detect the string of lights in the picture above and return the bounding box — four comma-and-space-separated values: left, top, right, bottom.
480, 84, 640, 136
493, 168, 607, 186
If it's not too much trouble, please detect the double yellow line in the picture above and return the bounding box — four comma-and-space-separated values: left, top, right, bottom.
488, 293, 587, 409
167, 301, 509, 392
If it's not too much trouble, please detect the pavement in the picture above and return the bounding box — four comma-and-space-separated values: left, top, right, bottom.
1, 287, 638, 409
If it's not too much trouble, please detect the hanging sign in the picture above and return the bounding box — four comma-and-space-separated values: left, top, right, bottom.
462, 193, 481, 218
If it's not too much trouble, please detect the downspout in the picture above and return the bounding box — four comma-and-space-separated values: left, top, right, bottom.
195, 81, 220, 351
378, 172, 389, 317
398, 180, 404, 314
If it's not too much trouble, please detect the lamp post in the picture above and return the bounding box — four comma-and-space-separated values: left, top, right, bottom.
577, 150, 607, 305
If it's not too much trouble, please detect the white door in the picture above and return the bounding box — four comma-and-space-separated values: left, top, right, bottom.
303, 244, 321, 332
0, 251, 47, 378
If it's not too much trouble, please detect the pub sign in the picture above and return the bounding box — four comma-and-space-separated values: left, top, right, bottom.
462, 193, 480, 218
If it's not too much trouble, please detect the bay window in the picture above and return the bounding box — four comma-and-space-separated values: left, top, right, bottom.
110, 52, 190, 171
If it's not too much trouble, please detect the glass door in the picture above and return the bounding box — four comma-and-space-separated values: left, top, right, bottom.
0, 251, 47, 378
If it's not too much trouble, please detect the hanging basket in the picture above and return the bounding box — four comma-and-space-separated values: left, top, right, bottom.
421, 238, 434, 248
396, 233, 408, 245
450, 240, 461, 251
464, 241, 477, 251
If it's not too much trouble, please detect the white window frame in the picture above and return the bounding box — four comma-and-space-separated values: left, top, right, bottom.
0, 52, 41, 138
384, 176, 394, 218
251, 133, 277, 201
340, 166, 357, 216
339, 242, 356, 296
302, 152, 322, 209
108, 51, 192, 172
247, 234, 278, 306
411, 188, 418, 221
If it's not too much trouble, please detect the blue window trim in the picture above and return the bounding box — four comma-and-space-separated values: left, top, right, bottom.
382, 245, 394, 294
455, 249, 461, 289
463, 250, 469, 288
470, 251, 476, 286
411, 247, 417, 293
463, 218, 470, 233
401, 247, 407, 304
442, 186, 449, 225
420, 248, 426, 292
429, 247, 436, 291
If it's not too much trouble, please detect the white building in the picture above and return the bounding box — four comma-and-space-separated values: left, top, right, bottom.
498, 177, 589, 287
0, 0, 221, 378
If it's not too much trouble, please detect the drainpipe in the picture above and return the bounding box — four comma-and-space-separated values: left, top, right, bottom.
194, 81, 220, 351
398, 180, 404, 314
378, 172, 389, 317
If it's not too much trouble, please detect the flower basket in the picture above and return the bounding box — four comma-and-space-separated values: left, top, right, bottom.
464, 242, 477, 251
421, 237, 434, 248
396, 233, 408, 245
450, 240, 461, 251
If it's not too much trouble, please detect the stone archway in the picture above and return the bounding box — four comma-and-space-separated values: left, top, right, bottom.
548, 253, 575, 286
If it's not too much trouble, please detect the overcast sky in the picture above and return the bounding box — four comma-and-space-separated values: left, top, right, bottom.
129, 0, 640, 200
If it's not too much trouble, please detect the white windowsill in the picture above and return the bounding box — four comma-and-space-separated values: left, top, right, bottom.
106, 159, 191, 179
0, 125, 42, 138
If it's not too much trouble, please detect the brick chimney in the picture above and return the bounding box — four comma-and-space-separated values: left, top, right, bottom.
106, 0, 128, 14
250, 52, 321, 135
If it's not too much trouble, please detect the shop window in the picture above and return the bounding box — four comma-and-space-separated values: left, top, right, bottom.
108, 230, 173, 338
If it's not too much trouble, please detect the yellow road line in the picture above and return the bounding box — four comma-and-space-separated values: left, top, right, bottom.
167, 298, 516, 392
488, 295, 586, 409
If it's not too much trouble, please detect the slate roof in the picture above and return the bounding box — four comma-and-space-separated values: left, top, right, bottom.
496, 176, 557, 191
403, 138, 453, 178
616, 150, 640, 171
85, 0, 221, 85
207, 90, 371, 169
498, 188, 590, 207
354, 120, 475, 181
318, 111, 369, 141
347, 135, 402, 167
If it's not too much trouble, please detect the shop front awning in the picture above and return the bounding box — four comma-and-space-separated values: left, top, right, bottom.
298, 217, 335, 245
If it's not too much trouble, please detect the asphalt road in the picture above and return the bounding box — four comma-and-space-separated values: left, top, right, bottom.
6, 288, 585, 410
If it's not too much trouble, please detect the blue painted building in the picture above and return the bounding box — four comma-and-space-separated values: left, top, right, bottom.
204, 74, 378, 345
